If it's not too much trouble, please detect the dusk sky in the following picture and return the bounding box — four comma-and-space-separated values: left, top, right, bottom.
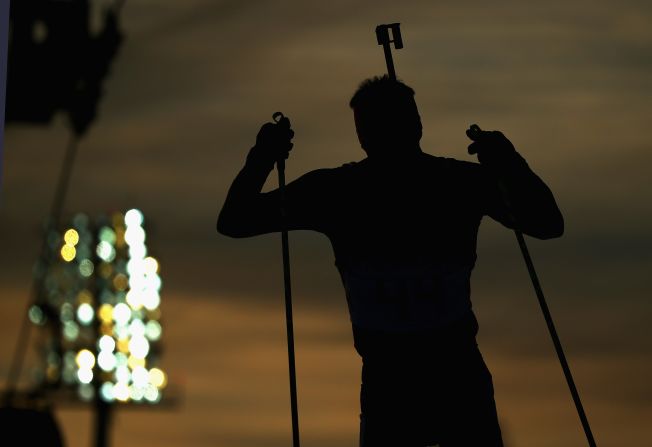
1, 0, 651, 446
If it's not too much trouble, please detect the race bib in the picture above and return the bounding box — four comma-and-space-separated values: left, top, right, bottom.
338, 262, 473, 331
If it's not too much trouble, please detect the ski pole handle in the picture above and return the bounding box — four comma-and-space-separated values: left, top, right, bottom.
273, 111, 292, 173
376, 23, 403, 80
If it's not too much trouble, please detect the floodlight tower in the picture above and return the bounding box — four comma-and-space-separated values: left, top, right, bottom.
29, 209, 167, 447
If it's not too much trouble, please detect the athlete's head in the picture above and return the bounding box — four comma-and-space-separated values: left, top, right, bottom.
349, 75, 422, 158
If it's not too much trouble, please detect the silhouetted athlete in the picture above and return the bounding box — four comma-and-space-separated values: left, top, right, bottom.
217, 76, 564, 446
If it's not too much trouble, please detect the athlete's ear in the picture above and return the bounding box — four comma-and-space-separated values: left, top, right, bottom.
353, 109, 370, 150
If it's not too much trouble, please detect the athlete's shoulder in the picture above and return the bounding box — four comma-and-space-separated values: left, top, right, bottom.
318, 160, 363, 177
420, 152, 481, 172
339, 159, 364, 169
419, 153, 489, 191
295, 161, 358, 185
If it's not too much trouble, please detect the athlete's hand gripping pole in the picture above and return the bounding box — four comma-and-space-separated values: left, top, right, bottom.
272, 111, 301, 447
467, 124, 597, 447
376, 23, 403, 80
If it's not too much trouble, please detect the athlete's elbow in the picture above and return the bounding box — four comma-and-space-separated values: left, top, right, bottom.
551, 216, 564, 238
216, 217, 229, 237
531, 214, 564, 240
217, 221, 240, 239
539, 223, 564, 240
216, 218, 230, 237
547, 209, 565, 239
218, 222, 247, 238
219, 213, 261, 238
217, 211, 242, 238
220, 229, 249, 238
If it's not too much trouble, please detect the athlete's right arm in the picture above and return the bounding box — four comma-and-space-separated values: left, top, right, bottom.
217, 121, 335, 237
217, 119, 292, 237
217, 161, 336, 237
217, 157, 277, 237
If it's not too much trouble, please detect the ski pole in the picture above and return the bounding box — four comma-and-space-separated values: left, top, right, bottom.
513, 221, 597, 447
468, 127, 597, 447
272, 111, 301, 447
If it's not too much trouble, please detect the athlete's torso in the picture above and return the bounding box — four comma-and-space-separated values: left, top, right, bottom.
316, 152, 488, 332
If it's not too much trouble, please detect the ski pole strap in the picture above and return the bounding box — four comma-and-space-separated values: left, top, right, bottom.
376, 23, 403, 80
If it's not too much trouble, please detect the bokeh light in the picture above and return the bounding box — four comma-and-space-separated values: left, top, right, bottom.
113, 302, 131, 326
77, 368, 93, 385
78, 383, 94, 401
77, 303, 94, 325
125, 209, 144, 227
76, 349, 95, 369
128, 335, 150, 359
145, 320, 162, 341
100, 382, 115, 402
98, 351, 117, 372
30, 209, 167, 406
96, 241, 116, 262
149, 368, 167, 389
98, 335, 116, 352
79, 259, 94, 277
28, 305, 46, 325
63, 229, 79, 246
99, 303, 113, 323
113, 382, 130, 402
63, 321, 80, 341
60, 244, 76, 262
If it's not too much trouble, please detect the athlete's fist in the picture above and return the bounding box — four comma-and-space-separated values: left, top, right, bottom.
247, 114, 294, 169
466, 124, 516, 167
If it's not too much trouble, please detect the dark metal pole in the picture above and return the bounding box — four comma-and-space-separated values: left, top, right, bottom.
276, 160, 300, 447
272, 109, 300, 447
94, 398, 112, 447
512, 228, 597, 447
489, 166, 598, 447
4, 133, 79, 404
